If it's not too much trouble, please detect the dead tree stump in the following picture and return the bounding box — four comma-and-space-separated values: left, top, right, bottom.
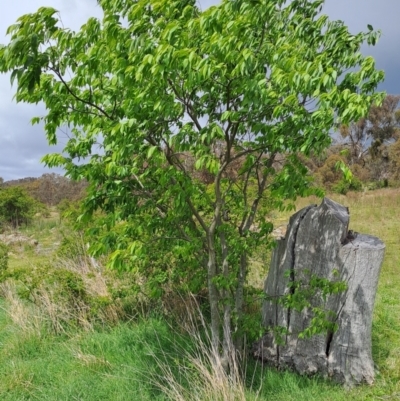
253, 198, 385, 386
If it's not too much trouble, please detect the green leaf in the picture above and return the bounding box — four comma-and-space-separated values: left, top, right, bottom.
0, 0, 385, 351
147, 146, 158, 159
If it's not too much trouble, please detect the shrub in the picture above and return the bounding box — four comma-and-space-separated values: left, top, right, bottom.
0, 257, 120, 333
332, 176, 363, 195
57, 230, 88, 261
0, 186, 40, 228
316, 154, 345, 190
0, 242, 8, 272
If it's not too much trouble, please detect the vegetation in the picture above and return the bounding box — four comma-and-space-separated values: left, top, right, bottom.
339, 95, 400, 166
1, 173, 87, 206
0, 188, 399, 400
0, 0, 385, 358
0, 186, 40, 228
0, 242, 8, 271
305, 94, 400, 193
0, 0, 399, 398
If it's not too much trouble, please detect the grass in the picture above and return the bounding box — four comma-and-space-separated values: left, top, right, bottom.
4, 208, 63, 270
0, 188, 399, 400
0, 301, 170, 400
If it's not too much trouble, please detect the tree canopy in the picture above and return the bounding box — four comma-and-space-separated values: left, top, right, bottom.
0, 186, 38, 228
339, 94, 400, 165
0, 0, 384, 358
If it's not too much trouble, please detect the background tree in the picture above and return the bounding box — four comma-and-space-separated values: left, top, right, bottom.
0, 0, 384, 361
3, 174, 88, 206
388, 139, 400, 183
368, 95, 400, 142
0, 186, 39, 228
367, 95, 400, 181
339, 94, 400, 166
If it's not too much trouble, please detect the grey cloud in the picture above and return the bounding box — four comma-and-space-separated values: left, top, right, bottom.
0, 101, 65, 180
0, 0, 100, 181
1, 0, 399, 181
323, 0, 400, 94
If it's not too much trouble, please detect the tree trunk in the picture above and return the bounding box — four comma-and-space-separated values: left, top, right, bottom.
253, 197, 385, 386
207, 232, 221, 352
233, 252, 247, 352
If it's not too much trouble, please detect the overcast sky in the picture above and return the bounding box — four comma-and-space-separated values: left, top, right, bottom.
1, 0, 399, 181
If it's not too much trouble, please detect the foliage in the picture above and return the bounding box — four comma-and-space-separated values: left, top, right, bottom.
368, 95, 400, 141
388, 137, 400, 182
0, 0, 385, 355
0, 239, 127, 333
315, 154, 345, 189
2, 173, 88, 206
332, 176, 363, 194
0, 242, 8, 272
0, 188, 400, 399
0, 218, 160, 336
0, 186, 40, 228
339, 94, 400, 167
56, 229, 89, 261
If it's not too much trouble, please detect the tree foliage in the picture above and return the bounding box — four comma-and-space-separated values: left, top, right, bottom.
339, 94, 400, 165
0, 0, 384, 356
0, 186, 39, 228
0, 242, 8, 272
2, 173, 88, 206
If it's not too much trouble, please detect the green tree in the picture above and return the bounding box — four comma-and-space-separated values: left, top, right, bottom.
388, 138, 400, 182
0, 186, 38, 228
0, 0, 384, 360
339, 94, 400, 166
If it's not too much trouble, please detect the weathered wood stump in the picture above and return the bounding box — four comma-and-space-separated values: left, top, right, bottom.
253, 198, 385, 386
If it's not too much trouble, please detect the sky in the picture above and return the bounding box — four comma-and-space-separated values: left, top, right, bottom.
0, 0, 399, 181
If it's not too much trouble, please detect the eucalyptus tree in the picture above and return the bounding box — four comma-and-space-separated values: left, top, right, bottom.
339, 94, 400, 166
0, 0, 384, 359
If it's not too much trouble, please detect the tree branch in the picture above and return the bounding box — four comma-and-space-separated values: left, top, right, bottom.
51, 67, 115, 120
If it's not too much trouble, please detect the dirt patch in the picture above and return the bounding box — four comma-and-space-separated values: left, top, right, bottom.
0, 233, 38, 247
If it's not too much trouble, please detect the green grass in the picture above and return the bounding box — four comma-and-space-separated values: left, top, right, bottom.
6, 209, 62, 270
0, 189, 399, 400
0, 302, 171, 400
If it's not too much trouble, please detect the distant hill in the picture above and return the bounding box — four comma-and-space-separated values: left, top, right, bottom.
1, 173, 87, 206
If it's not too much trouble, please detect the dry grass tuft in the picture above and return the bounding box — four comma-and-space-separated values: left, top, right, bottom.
70, 346, 112, 369
149, 301, 260, 401
0, 282, 42, 335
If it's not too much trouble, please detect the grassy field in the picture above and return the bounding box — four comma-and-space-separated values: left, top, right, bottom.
0, 188, 399, 400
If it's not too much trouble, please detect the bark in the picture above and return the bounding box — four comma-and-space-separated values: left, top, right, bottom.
220, 226, 233, 370
254, 198, 385, 386
233, 252, 247, 352
207, 231, 221, 352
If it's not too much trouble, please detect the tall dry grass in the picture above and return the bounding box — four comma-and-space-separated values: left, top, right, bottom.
0, 252, 125, 335
148, 301, 262, 401
0, 281, 42, 336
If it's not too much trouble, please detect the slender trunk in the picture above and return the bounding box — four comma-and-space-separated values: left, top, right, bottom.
207, 162, 226, 353
207, 231, 221, 352
234, 252, 247, 352
235, 153, 277, 351
222, 302, 232, 372
220, 225, 232, 371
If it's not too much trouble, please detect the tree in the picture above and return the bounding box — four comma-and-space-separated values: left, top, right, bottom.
0, 186, 38, 228
3, 174, 88, 206
387, 138, 400, 182
29, 173, 88, 206
368, 94, 400, 142
0, 0, 384, 362
339, 94, 400, 166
